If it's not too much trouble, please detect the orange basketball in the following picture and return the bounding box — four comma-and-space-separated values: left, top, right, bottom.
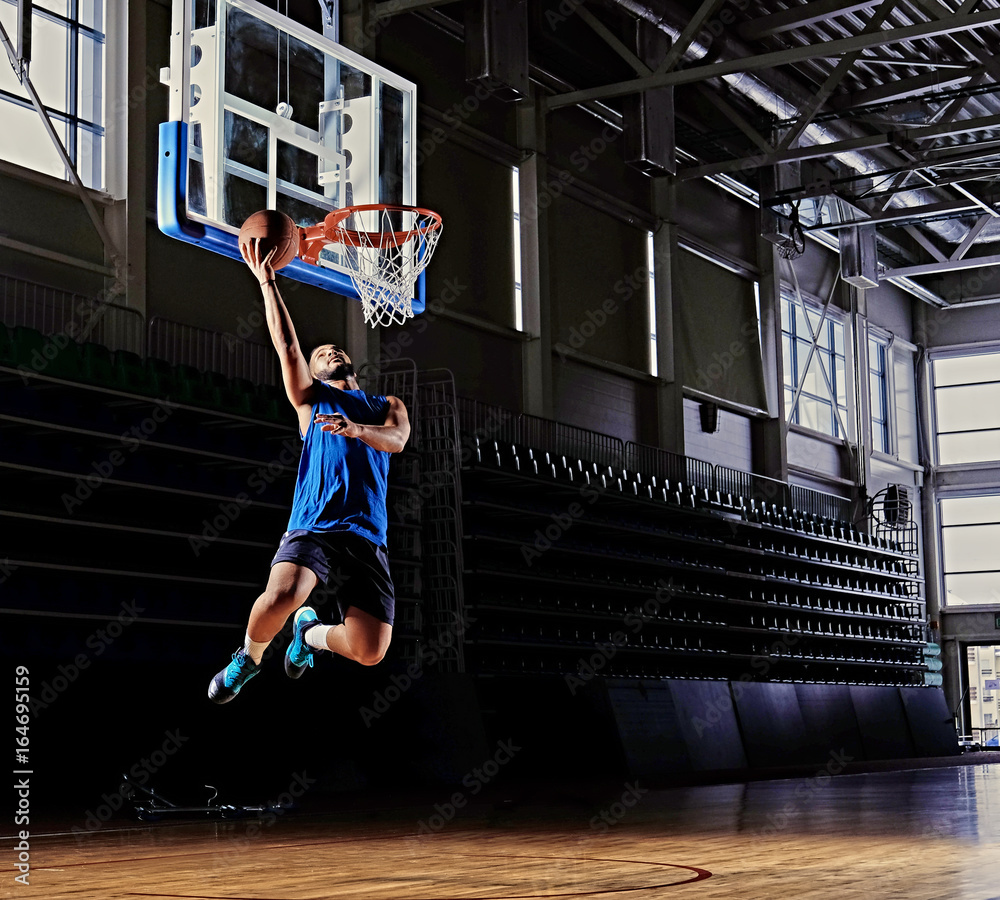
239, 210, 300, 270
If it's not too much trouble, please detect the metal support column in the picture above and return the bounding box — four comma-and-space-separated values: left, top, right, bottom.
651, 177, 684, 454
516, 91, 552, 418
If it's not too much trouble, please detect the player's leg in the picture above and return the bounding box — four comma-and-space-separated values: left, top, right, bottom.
246, 561, 319, 645
311, 606, 392, 665
285, 534, 394, 673
208, 561, 318, 703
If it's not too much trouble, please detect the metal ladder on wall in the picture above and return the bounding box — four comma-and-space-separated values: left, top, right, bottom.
357, 358, 424, 666
413, 369, 466, 674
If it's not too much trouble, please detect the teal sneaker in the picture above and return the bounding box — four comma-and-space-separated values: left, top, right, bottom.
285, 606, 320, 679
208, 648, 259, 704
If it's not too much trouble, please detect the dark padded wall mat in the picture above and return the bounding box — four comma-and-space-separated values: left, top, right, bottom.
604, 680, 692, 778
668, 680, 748, 771
899, 687, 960, 757
850, 685, 917, 760
733, 681, 811, 768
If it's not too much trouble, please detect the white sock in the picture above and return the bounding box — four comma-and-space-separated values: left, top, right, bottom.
305, 624, 333, 652
243, 632, 269, 665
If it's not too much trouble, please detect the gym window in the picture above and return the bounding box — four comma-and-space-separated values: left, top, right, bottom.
939, 494, 1000, 606
869, 334, 891, 455
781, 291, 849, 440
932, 350, 1000, 465
512, 167, 523, 331
0, 0, 105, 189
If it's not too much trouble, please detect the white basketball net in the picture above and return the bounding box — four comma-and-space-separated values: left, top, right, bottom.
334, 207, 443, 328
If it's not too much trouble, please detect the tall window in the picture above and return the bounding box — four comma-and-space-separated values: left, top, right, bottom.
647, 231, 657, 376
932, 351, 1000, 465
781, 292, 849, 439
0, 0, 104, 189
511, 167, 523, 331
869, 335, 891, 454
940, 494, 1000, 606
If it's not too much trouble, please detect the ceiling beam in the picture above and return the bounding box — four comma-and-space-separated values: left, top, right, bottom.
950, 214, 993, 260
774, 0, 902, 152
372, 0, 461, 18
574, 6, 651, 76
656, 0, 730, 74
810, 197, 987, 229
739, 0, 885, 40
680, 111, 1000, 180
885, 252, 1000, 278
545, 6, 1000, 110
830, 66, 979, 111
694, 85, 774, 154
903, 225, 948, 262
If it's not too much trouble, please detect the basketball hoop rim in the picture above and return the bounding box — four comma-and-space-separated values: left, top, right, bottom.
322, 204, 443, 249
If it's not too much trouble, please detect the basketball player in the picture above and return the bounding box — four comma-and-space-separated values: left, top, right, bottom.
208, 239, 410, 703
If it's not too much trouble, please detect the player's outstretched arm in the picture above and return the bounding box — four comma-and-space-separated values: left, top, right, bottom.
314, 396, 411, 453
240, 238, 314, 410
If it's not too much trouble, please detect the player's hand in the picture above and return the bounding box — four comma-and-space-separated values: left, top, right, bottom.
240, 237, 277, 286
315, 413, 361, 438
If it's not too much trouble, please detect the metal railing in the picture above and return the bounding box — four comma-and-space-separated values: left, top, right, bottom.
626, 441, 714, 491
790, 483, 852, 522
458, 397, 861, 528
455, 397, 625, 469
971, 727, 1000, 749
147, 317, 278, 385
716, 466, 790, 508
0, 274, 144, 355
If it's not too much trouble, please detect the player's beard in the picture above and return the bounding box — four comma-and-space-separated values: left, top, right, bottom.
317, 360, 355, 383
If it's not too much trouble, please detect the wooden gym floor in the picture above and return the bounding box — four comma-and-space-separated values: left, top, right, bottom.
6, 763, 1000, 900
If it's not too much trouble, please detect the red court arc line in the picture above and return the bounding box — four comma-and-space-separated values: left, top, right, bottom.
123, 854, 712, 900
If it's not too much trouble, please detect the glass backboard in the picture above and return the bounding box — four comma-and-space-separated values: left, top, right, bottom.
158, 0, 424, 312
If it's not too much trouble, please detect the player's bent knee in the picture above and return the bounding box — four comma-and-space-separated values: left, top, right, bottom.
356, 647, 386, 666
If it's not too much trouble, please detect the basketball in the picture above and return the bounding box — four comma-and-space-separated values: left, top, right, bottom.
238, 209, 300, 270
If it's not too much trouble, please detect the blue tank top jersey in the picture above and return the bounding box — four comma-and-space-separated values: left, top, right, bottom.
287, 382, 392, 547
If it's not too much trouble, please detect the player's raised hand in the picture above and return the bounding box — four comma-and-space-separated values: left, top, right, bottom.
240, 237, 277, 286
315, 412, 361, 438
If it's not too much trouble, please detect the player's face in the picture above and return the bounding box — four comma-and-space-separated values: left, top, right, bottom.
311, 344, 354, 382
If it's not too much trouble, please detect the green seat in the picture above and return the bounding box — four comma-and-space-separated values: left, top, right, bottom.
222, 376, 255, 417
80, 342, 116, 387
145, 357, 188, 402
0, 325, 14, 365
177, 364, 223, 409
12, 326, 84, 381
113, 350, 154, 394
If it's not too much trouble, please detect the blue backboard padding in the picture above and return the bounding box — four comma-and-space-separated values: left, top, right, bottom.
157, 121, 425, 315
